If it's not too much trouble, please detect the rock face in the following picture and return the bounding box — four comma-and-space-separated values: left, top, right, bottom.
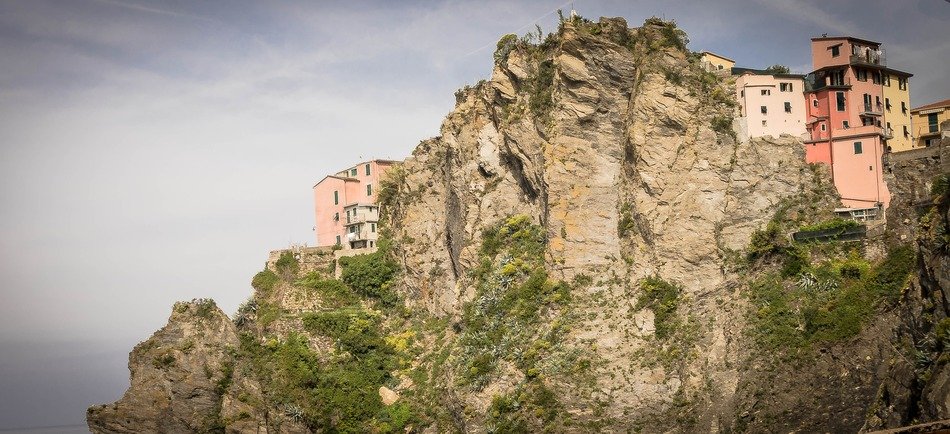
388, 18, 807, 315
89, 16, 949, 434
87, 300, 242, 433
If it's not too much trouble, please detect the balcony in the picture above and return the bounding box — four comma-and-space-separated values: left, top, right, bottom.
805, 75, 851, 92
344, 214, 373, 226
918, 125, 941, 137
861, 103, 884, 116
850, 52, 885, 67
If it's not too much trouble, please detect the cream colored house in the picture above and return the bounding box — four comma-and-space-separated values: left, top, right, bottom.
734, 71, 807, 142
700, 51, 735, 72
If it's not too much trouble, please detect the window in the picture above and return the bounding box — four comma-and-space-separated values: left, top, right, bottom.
901, 102, 907, 114
884, 75, 891, 86
821, 123, 826, 132
350, 168, 357, 177
885, 98, 891, 111
899, 78, 907, 90
856, 69, 867, 81
784, 102, 792, 113
762, 120, 767, 127
366, 184, 373, 196
369, 241, 374, 247
813, 99, 818, 107
371, 223, 376, 233
761, 89, 770, 96
872, 72, 881, 84
333, 212, 339, 221
903, 125, 909, 137
843, 120, 850, 128
836, 92, 846, 111
929, 113, 939, 133
333, 191, 339, 205
335, 235, 341, 245
831, 45, 840, 57
718, 65, 723, 70
853, 141, 863, 154
740, 90, 744, 97
349, 225, 357, 234
760, 106, 768, 114
365, 164, 371, 176
780, 83, 792, 92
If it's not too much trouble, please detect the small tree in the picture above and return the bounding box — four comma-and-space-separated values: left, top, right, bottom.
765, 64, 791, 74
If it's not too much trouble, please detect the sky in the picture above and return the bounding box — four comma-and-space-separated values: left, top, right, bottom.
0, 0, 947, 430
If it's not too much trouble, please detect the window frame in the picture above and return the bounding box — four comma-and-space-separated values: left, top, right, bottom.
853, 141, 863, 154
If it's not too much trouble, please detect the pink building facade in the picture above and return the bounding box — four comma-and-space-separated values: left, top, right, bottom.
312, 160, 398, 248
803, 36, 910, 212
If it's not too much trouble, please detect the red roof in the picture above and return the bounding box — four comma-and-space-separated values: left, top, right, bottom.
911, 98, 950, 112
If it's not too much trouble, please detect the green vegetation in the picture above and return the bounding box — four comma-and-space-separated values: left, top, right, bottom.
459, 215, 574, 390
152, 352, 176, 369
528, 60, 556, 122
932, 173, 950, 197
797, 218, 860, 233
635, 277, 682, 340
618, 203, 637, 238
494, 33, 519, 66
644, 17, 688, 51
746, 245, 916, 355
274, 252, 299, 278
486, 381, 566, 433
711, 115, 735, 140
339, 240, 400, 307
764, 64, 791, 74
233, 233, 414, 433
251, 269, 279, 293
296, 273, 357, 308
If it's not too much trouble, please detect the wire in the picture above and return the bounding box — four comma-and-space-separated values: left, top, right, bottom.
462, 0, 577, 57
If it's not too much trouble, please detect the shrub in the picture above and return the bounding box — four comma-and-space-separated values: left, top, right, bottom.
494, 33, 519, 66
865, 245, 915, 305
251, 269, 279, 293
636, 276, 682, 340
339, 248, 400, 307
798, 218, 860, 233
747, 221, 785, 262
711, 115, 735, 140
764, 64, 790, 74
296, 273, 356, 308
528, 60, 556, 121
274, 251, 299, 278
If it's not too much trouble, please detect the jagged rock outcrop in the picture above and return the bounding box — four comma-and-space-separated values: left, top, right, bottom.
87, 300, 244, 433
89, 16, 949, 434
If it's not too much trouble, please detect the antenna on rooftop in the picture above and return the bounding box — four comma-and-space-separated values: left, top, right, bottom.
570, 1, 576, 18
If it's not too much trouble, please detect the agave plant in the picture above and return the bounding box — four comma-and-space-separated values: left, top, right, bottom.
282, 403, 304, 423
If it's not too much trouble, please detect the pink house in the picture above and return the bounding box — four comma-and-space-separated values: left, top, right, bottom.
312, 160, 398, 248
802, 36, 911, 214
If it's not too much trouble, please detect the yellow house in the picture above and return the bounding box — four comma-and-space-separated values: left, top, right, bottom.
700, 51, 735, 72
911, 98, 950, 148
881, 70, 914, 152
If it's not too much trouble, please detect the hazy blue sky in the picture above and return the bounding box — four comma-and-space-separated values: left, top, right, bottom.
0, 0, 947, 430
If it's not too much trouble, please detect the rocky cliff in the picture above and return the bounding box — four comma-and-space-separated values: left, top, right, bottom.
89, 16, 949, 433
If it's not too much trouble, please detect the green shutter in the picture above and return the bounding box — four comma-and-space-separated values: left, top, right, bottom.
333, 191, 339, 205
367, 184, 372, 196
